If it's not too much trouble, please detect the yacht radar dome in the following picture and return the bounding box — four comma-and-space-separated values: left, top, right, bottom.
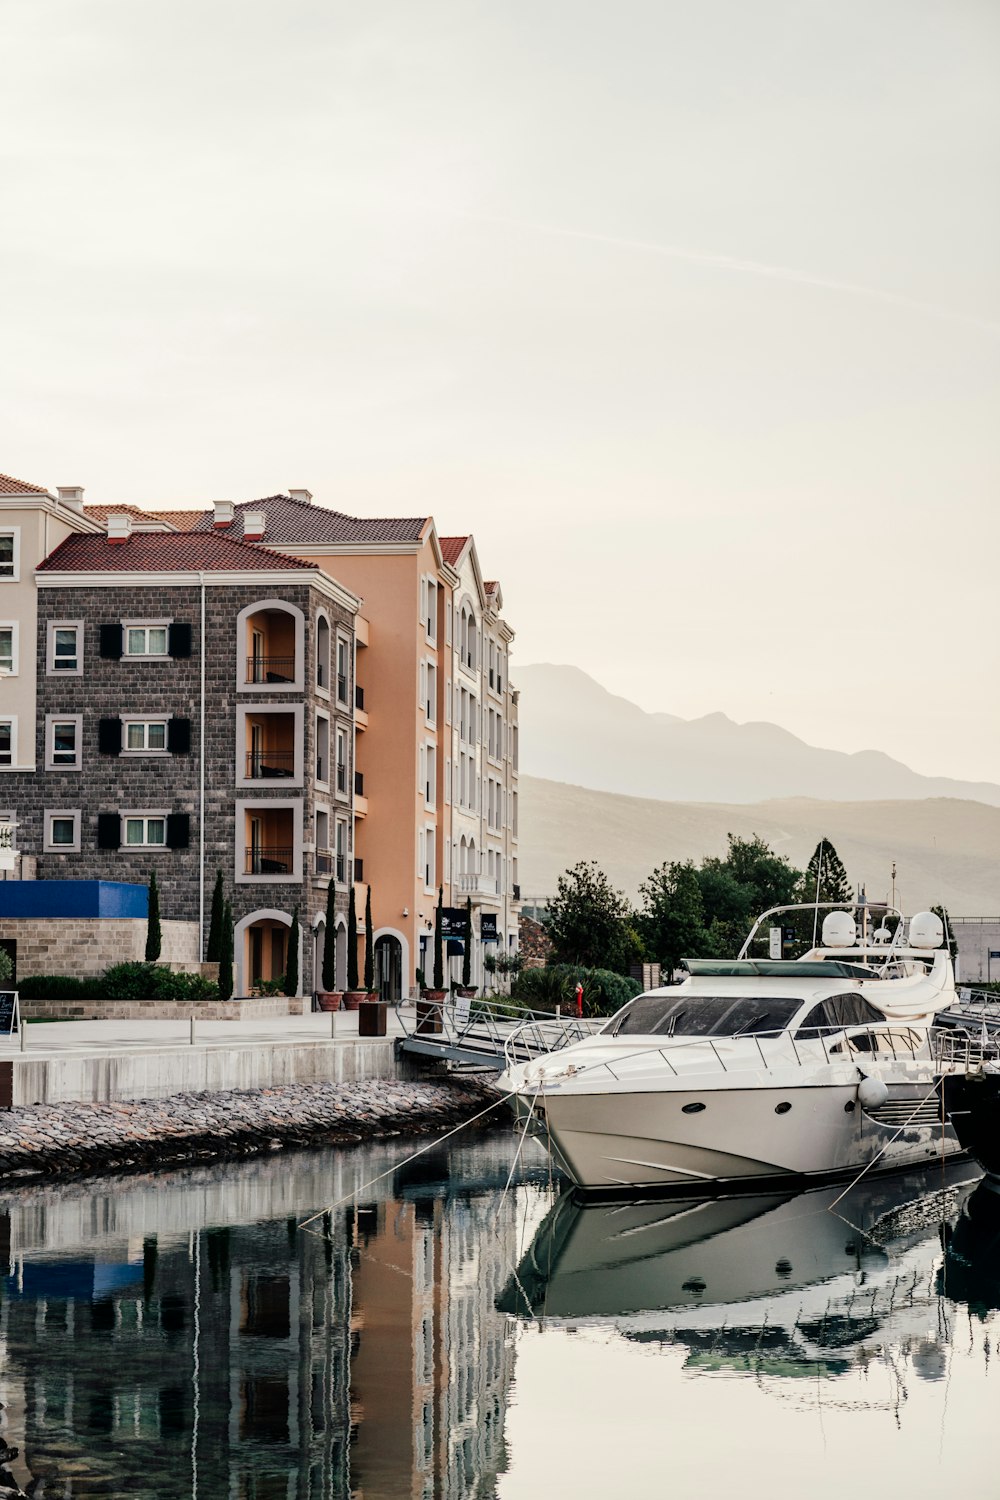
908, 911, 944, 950
821, 911, 856, 947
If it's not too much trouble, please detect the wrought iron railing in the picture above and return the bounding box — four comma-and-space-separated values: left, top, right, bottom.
246, 656, 296, 684
245, 750, 295, 779
245, 846, 293, 875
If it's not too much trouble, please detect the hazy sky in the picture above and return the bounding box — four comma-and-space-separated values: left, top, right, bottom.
4, 1, 998, 782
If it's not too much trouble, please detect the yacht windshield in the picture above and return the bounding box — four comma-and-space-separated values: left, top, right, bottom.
608, 994, 803, 1039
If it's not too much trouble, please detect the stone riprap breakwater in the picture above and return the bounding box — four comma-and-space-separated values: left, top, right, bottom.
0, 1078, 500, 1183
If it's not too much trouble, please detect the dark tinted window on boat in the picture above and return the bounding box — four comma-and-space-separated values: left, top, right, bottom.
796, 993, 885, 1036
609, 995, 803, 1038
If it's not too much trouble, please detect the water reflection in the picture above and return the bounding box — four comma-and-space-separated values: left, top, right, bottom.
501, 1164, 999, 1392
0, 1137, 997, 1499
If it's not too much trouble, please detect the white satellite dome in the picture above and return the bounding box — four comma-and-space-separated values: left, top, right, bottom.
821, 911, 857, 947
908, 911, 944, 950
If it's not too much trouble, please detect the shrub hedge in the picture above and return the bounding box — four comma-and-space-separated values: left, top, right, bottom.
511, 964, 642, 1017
18, 963, 219, 1002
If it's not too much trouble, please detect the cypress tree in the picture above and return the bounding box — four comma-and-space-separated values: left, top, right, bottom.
218, 901, 234, 1000
145, 872, 162, 962
364, 887, 375, 992
206, 870, 225, 961
462, 897, 473, 988
800, 839, 852, 905
433, 886, 444, 990
284, 906, 299, 996
321, 879, 338, 991
347, 884, 359, 990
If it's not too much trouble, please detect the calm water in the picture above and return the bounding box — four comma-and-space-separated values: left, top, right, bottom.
0, 1130, 997, 1499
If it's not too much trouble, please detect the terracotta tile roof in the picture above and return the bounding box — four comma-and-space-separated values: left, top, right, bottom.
484, 579, 499, 594
193, 494, 427, 546
0, 470, 51, 496
439, 535, 470, 565
37, 530, 319, 574
83, 505, 204, 531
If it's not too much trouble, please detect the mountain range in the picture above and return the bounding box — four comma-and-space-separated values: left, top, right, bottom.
515, 664, 1000, 806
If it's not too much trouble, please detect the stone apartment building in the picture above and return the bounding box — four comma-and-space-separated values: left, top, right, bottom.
2, 504, 360, 996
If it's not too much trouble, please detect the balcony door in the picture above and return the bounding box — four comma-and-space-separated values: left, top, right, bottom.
250, 722, 264, 779
250, 628, 265, 685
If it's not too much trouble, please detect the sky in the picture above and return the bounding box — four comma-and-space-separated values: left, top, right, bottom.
3, 0, 998, 783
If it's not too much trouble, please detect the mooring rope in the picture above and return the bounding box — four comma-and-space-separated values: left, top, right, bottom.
827, 1079, 945, 1211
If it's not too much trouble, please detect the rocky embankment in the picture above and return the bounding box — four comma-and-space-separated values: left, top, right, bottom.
0, 1078, 499, 1183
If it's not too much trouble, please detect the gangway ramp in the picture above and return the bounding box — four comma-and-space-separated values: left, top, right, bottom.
396, 996, 601, 1070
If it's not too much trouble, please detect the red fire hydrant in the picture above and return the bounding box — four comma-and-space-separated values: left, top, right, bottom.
575, 981, 584, 1018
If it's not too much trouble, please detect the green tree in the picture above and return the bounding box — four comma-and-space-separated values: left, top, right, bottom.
638, 860, 708, 973
433, 886, 444, 990
798, 839, 852, 905
218, 901, 234, 1001
931, 904, 959, 961
347, 885, 359, 990
363, 887, 374, 992
284, 906, 299, 996
206, 870, 225, 961
698, 834, 803, 958
462, 897, 473, 988
321, 880, 338, 991
547, 861, 637, 973
145, 872, 162, 962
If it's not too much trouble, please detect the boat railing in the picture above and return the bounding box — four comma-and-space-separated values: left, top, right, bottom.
932, 1025, 1000, 1072
519, 1022, 937, 1085
397, 995, 603, 1063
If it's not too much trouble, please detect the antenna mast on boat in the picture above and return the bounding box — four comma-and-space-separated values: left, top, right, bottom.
811, 839, 825, 949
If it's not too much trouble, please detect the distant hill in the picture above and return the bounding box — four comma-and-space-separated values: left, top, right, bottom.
518, 774, 1000, 917
515, 664, 1000, 807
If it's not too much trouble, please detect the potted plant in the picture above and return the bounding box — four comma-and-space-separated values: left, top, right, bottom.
417, 887, 446, 1033
359, 886, 387, 1036
456, 896, 477, 998
342, 883, 365, 1010
317, 879, 342, 1011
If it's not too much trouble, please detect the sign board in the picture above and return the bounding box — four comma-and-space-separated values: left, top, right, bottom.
441, 907, 468, 940
480, 913, 499, 942
990, 952, 1000, 961
453, 992, 472, 1029
0, 993, 19, 1036
769, 927, 783, 960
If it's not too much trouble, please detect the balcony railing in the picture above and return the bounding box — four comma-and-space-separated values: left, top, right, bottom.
246, 656, 296, 685
456, 873, 500, 897
355, 684, 365, 710
245, 750, 295, 779
245, 846, 293, 875
315, 849, 332, 874
354, 771, 364, 796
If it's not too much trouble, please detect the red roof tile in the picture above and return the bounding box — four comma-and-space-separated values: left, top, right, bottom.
83, 505, 204, 531
0, 470, 51, 496
193, 495, 428, 545
439, 535, 469, 565
37, 531, 319, 574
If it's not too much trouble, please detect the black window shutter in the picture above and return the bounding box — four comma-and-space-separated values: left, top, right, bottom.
169, 623, 193, 659
99, 623, 123, 659
98, 718, 122, 755
166, 813, 190, 849
167, 718, 191, 754
96, 813, 121, 849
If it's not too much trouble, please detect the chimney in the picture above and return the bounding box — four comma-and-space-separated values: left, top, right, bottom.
242, 510, 266, 542
213, 500, 234, 528
288, 488, 313, 505
107, 513, 132, 545
57, 486, 85, 514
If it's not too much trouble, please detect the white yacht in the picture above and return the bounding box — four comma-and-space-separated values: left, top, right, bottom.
498, 906, 965, 1194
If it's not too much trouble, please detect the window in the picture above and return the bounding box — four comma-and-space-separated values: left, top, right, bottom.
424, 825, 436, 889
425, 744, 436, 808
425, 662, 437, 725
0, 625, 14, 676
610, 994, 804, 1039
316, 713, 330, 785
44, 810, 81, 852
335, 820, 347, 883
316, 614, 330, 693
336, 638, 349, 705
425, 578, 437, 642
335, 727, 347, 795
125, 816, 166, 846
124, 720, 168, 752
125, 624, 169, 657
0, 530, 18, 581
0, 722, 14, 767
46, 715, 82, 770
47, 621, 82, 675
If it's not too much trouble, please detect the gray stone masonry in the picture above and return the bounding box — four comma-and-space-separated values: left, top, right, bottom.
5, 579, 356, 991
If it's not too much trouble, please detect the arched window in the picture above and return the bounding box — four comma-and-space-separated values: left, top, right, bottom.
237, 599, 305, 693
315, 612, 330, 693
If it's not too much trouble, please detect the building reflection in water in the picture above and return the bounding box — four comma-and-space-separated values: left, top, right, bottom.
0, 1135, 526, 1500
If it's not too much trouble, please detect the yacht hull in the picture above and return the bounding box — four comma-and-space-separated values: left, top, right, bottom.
529, 1081, 960, 1193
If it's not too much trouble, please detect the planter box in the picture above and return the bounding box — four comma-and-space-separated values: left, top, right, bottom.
358, 1000, 388, 1037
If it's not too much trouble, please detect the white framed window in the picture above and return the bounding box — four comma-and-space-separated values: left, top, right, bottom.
315, 612, 331, 696
316, 711, 330, 786
335, 636, 349, 706
425, 578, 437, 643
44, 809, 81, 852
0, 720, 15, 768
424, 743, 437, 809
122, 718, 169, 753
445, 758, 452, 805
445, 678, 451, 726
45, 715, 82, 770
424, 823, 436, 890
0, 623, 15, 676
335, 726, 348, 797
0, 529, 19, 582
425, 662, 437, 725
47, 620, 83, 676
335, 818, 348, 883
124, 814, 167, 846
124, 622, 170, 658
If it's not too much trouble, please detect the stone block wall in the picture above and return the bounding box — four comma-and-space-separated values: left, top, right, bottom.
0, 916, 200, 978
518, 914, 553, 969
